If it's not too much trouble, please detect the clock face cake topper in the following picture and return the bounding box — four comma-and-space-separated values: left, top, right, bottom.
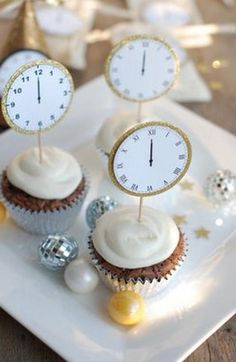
0, 49, 47, 96
1, 58, 74, 134
105, 34, 179, 103
109, 121, 192, 197
97, 34, 180, 162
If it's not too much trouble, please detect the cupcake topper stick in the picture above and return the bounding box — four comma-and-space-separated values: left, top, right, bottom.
105, 35, 179, 124
1, 59, 74, 163
38, 131, 43, 163
138, 195, 144, 222
109, 121, 192, 222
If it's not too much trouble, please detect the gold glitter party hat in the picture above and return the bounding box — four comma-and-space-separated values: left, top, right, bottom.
1, 0, 48, 58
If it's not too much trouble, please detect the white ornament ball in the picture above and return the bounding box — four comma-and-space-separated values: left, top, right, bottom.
64, 258, 99, 294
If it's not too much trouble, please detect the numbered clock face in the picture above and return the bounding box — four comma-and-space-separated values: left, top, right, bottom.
109, 122, 192, 196
105, 35, 179, 102
0, 49, 47, 96
1, 59, 74, 134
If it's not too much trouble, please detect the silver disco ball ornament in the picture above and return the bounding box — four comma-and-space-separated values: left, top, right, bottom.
38, 234, 79, 270
86, 196, 118, 229
205, 169, 236, 205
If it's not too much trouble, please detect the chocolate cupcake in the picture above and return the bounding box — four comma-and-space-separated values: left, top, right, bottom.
89, 205, 187, 297
0, 146, 88, 235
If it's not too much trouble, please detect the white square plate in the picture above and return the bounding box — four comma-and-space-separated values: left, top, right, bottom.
0, 76, 235, 362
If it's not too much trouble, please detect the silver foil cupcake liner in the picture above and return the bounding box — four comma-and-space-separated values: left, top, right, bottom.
0, 170, 89, 235
88, 232, 187, 298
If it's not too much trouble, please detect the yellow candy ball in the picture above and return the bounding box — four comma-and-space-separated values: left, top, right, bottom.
0, 203, 7, 224
108, 291, 145, 326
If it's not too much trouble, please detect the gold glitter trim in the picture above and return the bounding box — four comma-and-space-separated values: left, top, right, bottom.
108, 121, 192, 197
1, 59, 74, 135
104, 34, 180, 103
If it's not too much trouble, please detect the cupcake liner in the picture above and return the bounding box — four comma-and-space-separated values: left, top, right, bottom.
88, 232, 187, 298
0, 169, 89, 235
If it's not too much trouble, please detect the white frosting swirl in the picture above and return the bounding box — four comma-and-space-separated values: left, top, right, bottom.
92, 206, 179, 268
7, 146, 82, 199
96, 110, 155, 154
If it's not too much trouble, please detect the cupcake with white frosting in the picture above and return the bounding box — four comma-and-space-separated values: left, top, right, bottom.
89, 206, 186, 297
0, 146, 88, 235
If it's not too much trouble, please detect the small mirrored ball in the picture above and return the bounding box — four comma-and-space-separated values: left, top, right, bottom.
108, 291, 145, 326
64, 258, 99, 293
205, 169, 236, 205
38, 234, 79, 270
86, 196, 118, 229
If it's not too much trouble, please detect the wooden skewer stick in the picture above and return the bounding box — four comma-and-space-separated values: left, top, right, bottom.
137, 102, 142, 123
37, 131, 43, 164
138, 196, 144, 222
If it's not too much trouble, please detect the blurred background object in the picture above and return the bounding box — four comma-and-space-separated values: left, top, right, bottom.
0, 0, 49, 127
0, 0, 97, 69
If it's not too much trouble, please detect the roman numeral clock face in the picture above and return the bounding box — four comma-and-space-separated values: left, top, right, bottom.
109, 122, 192, 196
1, 59, 73, 134
105, 35, 179, 102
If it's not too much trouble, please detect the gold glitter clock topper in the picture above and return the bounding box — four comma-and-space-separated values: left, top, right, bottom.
104, 34, 179, 122
104, 34, 179, 104
108, 121, 192, 222
1, 59, 74, 163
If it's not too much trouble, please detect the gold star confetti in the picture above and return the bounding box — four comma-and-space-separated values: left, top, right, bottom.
194, 227, 210, 239
173, 214, 187, 226
179, 180, 194, 191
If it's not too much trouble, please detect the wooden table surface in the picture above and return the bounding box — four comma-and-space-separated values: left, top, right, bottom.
0, 0, 235, 361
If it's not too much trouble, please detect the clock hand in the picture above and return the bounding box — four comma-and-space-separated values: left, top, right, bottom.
37, 76, 41, 104
141, 50, 146, 76
149, 139, 153, 167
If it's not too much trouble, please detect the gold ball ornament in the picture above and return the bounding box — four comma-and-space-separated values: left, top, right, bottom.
0, 202, 7, 224
108, 291, 145, 326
